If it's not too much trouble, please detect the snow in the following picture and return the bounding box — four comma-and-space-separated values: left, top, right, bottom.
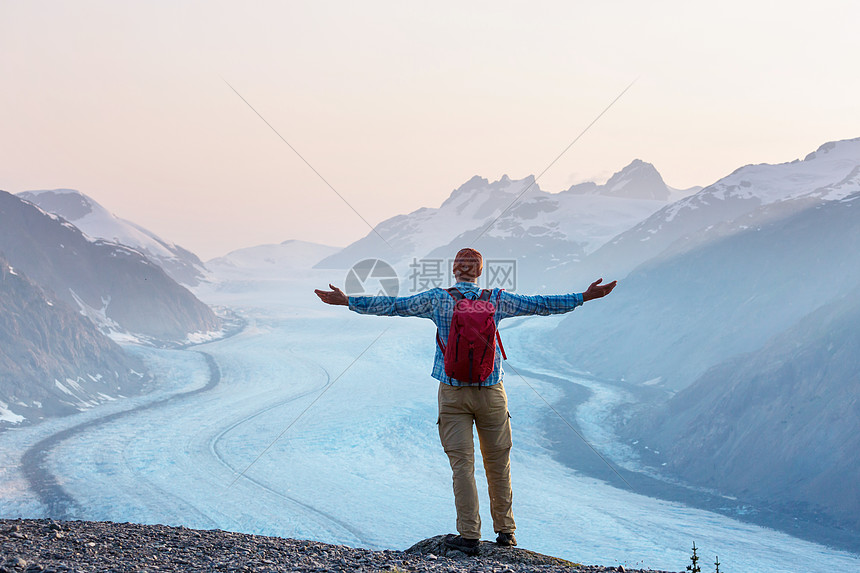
69, 289, 121, 334
184, 329, 226, 345
107, 330, 147, 345
655, 138, 860, 228
0, 401, 24, 424
609, 178, 631, 192
33, 189, 179, 259
486, 192, 667, 255
701, 138, 858, 204
53, 378, 99, 409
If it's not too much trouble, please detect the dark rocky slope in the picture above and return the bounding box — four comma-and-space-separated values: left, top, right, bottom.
0, 519, 677, 573
0, 257, 148, 424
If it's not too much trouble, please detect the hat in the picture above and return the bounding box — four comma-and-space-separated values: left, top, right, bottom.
453, 248, 483, 273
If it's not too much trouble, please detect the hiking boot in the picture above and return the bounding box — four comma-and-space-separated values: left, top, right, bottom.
496, 531, 517, 547
443, 534, 480, 555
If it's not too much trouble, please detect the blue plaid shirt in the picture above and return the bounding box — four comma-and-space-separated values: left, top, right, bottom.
348, 282, 584, 386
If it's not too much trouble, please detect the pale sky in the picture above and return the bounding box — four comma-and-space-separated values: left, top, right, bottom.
2, 1, 858, 260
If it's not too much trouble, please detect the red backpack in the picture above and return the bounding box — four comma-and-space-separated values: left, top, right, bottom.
436, 288, 507, 385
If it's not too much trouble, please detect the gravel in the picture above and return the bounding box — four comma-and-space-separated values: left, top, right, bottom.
0, 519, 679, 573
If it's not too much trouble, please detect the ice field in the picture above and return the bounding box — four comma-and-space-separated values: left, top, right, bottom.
1, 268, 858, 572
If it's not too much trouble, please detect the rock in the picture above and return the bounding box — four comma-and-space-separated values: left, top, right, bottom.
405, 535, 577, 567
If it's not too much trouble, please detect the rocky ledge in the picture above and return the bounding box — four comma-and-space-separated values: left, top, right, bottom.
1, 519, 678, 573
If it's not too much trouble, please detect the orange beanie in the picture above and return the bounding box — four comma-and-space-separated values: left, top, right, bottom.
454, 248, 483, 273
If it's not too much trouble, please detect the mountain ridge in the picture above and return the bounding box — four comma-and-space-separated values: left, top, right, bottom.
315, 160, 679, 292
18, 188, 209, 286
0, 190, 220, 343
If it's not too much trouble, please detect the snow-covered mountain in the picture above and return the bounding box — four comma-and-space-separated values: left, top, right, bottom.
565, 158, 697, 201
550, 139, 860, 392
585, 137, 860, 279
0, 190, 221, 343
208, 240, 340, 278
316, 161, 678, 292
18, 189, 208, 286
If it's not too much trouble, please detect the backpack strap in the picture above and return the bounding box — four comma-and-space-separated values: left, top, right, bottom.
491, 289, 507, 360
496, 330, 507, 360
446, 287, 465, 300
474, 289, 509, 360
437, 287, 464, 352
436, 330, 446, 353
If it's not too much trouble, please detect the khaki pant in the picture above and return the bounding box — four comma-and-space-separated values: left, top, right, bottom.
437, 381, 516, 539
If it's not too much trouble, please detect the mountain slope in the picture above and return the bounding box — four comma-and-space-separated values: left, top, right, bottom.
1, 256, 148, 425
631, 277, 860, 532
0, 191, 220, 343
550, 188, 860, 391
18, 189, 208, 286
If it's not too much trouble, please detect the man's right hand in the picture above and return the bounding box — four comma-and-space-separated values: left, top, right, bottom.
314, 284, 349, 306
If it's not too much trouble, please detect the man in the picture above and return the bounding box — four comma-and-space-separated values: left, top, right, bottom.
314, 248, 616, 554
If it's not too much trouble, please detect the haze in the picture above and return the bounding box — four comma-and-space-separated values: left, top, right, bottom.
2, 0, 858, 259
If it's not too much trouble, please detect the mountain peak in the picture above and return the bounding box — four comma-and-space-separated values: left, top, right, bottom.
440, 174, 534, 209
601, 159, 669, 200
564, 160, 670, 200
18, 188, 94, 221
803, 136, 860, 162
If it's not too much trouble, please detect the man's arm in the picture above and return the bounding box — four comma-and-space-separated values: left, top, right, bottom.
496, 278, 617, 318
314, 284, 435, 318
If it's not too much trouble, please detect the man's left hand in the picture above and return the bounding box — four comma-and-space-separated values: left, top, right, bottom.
582, 278, 617, 302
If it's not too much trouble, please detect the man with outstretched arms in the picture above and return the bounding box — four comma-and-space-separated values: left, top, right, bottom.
315, 248, 616, 554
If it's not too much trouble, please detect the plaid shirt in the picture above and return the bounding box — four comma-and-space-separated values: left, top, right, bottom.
348, 282, 584, 386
